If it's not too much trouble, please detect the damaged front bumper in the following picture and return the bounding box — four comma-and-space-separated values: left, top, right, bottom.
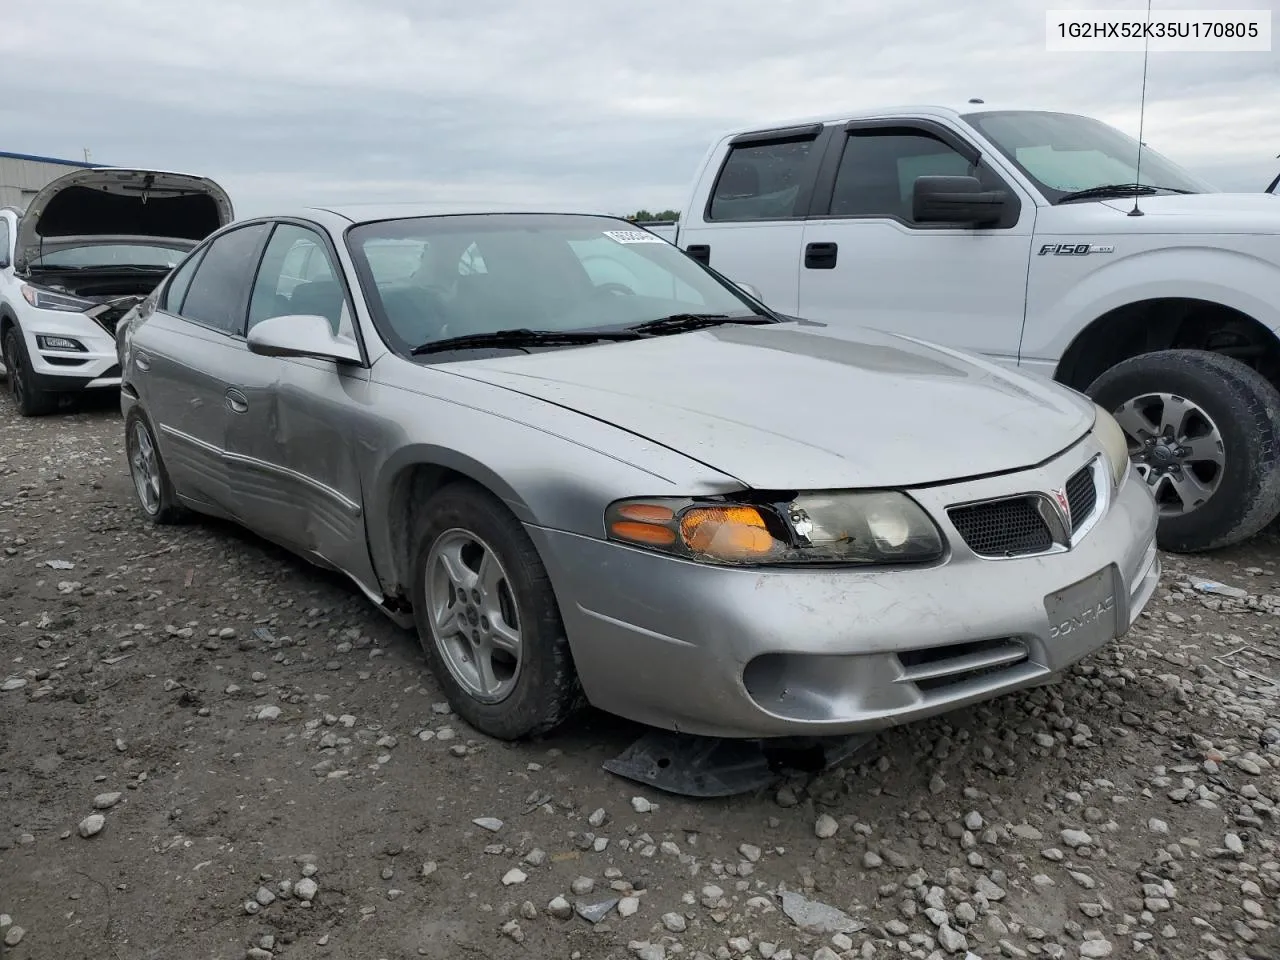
529, 445, 1160, 740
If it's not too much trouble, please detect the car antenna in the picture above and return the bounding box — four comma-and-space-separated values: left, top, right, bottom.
1128, 0, 1155, 217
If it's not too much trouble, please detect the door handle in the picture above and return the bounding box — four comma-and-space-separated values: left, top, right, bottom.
804, 242, 838, 269
135, 351, 151, 371
225, 388, 249, 414
685, 244, 711, 265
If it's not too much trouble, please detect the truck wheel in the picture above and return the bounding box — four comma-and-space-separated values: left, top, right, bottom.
1086, 349, 1280, 553
410, 481, 585, 740
3, 326, 59, 417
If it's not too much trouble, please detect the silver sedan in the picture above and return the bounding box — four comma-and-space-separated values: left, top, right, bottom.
116, 205, 1161, 741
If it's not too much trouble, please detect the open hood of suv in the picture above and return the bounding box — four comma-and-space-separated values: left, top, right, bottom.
15, 167, 234, 272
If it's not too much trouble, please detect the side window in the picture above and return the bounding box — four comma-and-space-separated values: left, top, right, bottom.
162, 249, 205, 314
567, 237, 704, 303
180, 224, 271, 334
458, 241, 487, 275
829, 130, 991, 222
708, 136, 818, 221
247, 223, 351, 335
365, 239, 430, 285
0, 218, 10, 266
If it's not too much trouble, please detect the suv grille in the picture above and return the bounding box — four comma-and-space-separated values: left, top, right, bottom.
948, 497, 1051, 558
1064, 463, 1096, 533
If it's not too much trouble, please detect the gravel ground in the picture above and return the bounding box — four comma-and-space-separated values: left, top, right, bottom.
3, 398, 1280, 960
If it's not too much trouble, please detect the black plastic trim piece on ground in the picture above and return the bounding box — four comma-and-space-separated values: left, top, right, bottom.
603, 730, 877, 797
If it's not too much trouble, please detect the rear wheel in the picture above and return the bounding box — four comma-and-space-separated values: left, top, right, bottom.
410, 482, 583, 740
3, 326, 58, 417
125, 408, 189, 524
1086, 349, 1280, 553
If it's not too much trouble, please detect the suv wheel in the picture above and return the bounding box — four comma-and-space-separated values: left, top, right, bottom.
1087, 348, 1280, 552
3, 326, 58, 416
410, 481, 584, 740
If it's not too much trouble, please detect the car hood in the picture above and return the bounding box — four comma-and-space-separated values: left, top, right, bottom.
447, 322, 1097, 489
1095, 192, 1280, 231
15, 167, 234, 272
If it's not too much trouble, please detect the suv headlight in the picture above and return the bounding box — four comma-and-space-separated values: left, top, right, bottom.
1094, 404, 1132, 489
605, 491, 945, 566
21, 284, 95, 313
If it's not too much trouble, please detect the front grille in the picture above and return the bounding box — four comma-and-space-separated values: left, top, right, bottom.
948, 496, 1052, 557
1064, 463, 1096, 533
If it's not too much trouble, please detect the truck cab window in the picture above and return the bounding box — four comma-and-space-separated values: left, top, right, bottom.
830, 131, 982, 221
709, 139, 816, 221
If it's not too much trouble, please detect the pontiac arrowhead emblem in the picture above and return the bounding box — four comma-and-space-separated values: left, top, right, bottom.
1053, 487, 1072, 528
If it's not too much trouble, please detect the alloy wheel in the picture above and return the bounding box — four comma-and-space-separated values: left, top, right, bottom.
4, 334, 24, 407
1113, 392, 1226, 516
128, 421, 162, 515
425, 528, 523, 703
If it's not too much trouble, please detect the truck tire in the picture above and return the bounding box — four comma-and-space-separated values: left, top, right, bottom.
1086, 349, 1280, 553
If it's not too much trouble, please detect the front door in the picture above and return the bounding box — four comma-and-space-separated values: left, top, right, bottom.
798, 120, 1035, 367
224, 221, 376, 585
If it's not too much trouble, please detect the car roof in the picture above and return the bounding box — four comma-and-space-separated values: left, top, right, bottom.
711, 102, 1083, 139
282, 202, 629, 227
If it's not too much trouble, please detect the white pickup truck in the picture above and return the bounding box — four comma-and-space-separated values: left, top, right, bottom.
643, 103, 1280, 554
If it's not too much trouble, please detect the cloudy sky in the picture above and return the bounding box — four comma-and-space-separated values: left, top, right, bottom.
3, 0, 1277, 216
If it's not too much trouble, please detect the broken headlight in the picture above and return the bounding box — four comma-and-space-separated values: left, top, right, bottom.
605, 491, 944, 566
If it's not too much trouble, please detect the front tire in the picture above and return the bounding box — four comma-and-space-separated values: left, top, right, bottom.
125, 408, 189, 524
3, 326, 58, 417
410, 482, 583, 740
1086, 349, 1280, 553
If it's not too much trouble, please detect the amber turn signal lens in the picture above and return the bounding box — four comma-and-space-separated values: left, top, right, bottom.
609, 519, 677, 545
617, 503, 675, 523
679, 505, 778, 561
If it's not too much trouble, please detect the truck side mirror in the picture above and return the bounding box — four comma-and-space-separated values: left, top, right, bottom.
912, 175, 1011, 227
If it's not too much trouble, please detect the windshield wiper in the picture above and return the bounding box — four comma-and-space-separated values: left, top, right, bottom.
411, 328, 643, 356
626, 313, 776, 335
1056, 183, 1193, 204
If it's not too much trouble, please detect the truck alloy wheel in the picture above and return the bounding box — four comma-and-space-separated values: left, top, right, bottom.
1087, 348, 1280, 553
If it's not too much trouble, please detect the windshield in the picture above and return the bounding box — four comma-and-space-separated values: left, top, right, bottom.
345, 214, 761, 356
962, 110, 1216, 202
32, 242, 190, 269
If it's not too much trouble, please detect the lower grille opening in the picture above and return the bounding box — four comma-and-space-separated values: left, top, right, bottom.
897, 637, 1030, 692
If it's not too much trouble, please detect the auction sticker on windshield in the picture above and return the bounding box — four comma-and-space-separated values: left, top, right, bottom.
604, 230, 668, 244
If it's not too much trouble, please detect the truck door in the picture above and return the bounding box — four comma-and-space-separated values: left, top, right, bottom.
676, 124, 833, 315
797, 119, 1035, 367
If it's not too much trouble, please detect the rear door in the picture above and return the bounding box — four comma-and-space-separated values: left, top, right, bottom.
135, 222, 271, 510
798, 120, 1035, 365
675, 124, 833, 314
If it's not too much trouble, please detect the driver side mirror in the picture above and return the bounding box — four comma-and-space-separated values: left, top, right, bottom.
912, 175, 1011, 226
246, 314, 361, 364
734, 281, 764, 301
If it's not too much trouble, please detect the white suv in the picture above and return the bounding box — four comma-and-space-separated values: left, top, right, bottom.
0, 167, 232, 415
